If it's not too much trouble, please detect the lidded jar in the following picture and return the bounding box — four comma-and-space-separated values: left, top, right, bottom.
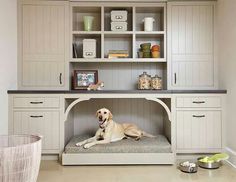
138, 72, 151, 90
151, 74, 162, 90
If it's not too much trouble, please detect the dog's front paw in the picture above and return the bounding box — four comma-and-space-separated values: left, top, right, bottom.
75, 142, 83, 147
83, 143, 93, 149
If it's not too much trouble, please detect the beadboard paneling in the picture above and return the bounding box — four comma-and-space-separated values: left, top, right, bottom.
169, 3, 215, 88
22, 61, 65, 87
176, 110, 221, 150
22, 4, 65, 59
172, 61, 213, 87
20, 2, 68, 88
73, 98, 166, 136
13, 111, 60, 151
171, 5, 213, 55
72, 63, 166, 90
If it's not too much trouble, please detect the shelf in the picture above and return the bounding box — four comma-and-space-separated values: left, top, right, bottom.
70, 3, 167, 90
135, 34, 164, 58
135, 7, 164, 31
104, 32, 133, 38
72, 6, 101, 31
104, 7, 133, 31
104, 31, 133, 35
104, 34, 133, 58
70, 58, 166, 63
73, 34, 101, 58
72, 31, 102, 35
135, 31, 165, 35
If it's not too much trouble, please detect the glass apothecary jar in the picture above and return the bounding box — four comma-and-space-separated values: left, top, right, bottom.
151, 74, 162, 90
138, 72, 151, 90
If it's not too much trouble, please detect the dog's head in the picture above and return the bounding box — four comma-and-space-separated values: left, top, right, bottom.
96, 108, 113, 128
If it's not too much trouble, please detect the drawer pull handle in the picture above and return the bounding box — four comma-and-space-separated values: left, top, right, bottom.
115, 15, 123, 19
30, 115, 43, 118
192, 101, 205, 104
30, 102, 43, 104
85, 52, 93, 56
174, 73, 177, 84
193, 115, 205, 118
116, 26, 123, 29
59, 73, 62, 85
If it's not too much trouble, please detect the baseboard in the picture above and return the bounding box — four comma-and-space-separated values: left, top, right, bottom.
41, 154, 59, 161
225, 147, 236, 168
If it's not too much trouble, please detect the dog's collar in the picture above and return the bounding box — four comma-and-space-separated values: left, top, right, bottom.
99, 118, 106, 127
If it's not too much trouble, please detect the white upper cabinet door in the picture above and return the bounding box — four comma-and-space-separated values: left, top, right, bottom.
18, 1, 69, 89
168, 2, 217, 89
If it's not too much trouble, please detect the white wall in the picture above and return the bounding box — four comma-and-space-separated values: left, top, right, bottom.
217, 0, 236, 166
0, 0, 17, 134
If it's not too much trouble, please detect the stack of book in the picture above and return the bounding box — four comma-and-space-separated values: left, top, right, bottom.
108, 50, 129, 58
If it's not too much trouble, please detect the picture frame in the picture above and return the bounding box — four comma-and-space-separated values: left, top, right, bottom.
73, 70, 98, 90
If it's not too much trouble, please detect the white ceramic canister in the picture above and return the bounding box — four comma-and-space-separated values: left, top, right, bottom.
143, 17, 155, 31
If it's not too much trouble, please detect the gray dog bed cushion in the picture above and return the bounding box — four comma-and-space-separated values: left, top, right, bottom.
65, 134, 171, 153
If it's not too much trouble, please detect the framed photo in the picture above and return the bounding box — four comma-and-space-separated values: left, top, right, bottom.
73, 70, 98, 89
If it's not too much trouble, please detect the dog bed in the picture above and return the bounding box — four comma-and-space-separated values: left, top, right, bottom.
65, 134, 171, 153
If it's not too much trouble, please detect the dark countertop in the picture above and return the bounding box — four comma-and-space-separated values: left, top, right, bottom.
7, 89, 227, 94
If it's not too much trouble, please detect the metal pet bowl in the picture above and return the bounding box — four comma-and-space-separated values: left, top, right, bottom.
197, 157, 222, 169
179, 162, 198, 173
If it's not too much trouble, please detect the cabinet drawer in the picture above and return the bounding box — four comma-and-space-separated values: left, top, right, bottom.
176, 110, 222, 150
13, 97, 60, 108
13, 111, 60, 152
176, 97, 221, 108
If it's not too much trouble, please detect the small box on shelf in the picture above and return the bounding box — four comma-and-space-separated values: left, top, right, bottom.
111, 10, 128, 22
72, 34, 101, 59
111, 22, 128, 32
83, 39, 96, 58
104, 7, 132, 31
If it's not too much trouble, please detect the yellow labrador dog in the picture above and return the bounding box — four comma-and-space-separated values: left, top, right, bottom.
76, 108, 155, 149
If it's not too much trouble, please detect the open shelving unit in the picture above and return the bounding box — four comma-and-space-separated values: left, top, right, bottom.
70, 2, 167, 90
70, 2, 166, 62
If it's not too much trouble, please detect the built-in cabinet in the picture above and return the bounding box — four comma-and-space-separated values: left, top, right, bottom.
9, 95, 62, 154
168, 2, 216, 89
175, 95, 224, 153
11, 0, 225, 159
13, 111, 60, 151
17, 0, 218, 91
18, 0, 69, 90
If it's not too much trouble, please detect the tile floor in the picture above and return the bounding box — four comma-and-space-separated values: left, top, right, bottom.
38, 160, 236, 182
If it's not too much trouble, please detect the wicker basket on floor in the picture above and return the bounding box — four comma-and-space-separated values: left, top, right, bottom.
0, 135, 42, 182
